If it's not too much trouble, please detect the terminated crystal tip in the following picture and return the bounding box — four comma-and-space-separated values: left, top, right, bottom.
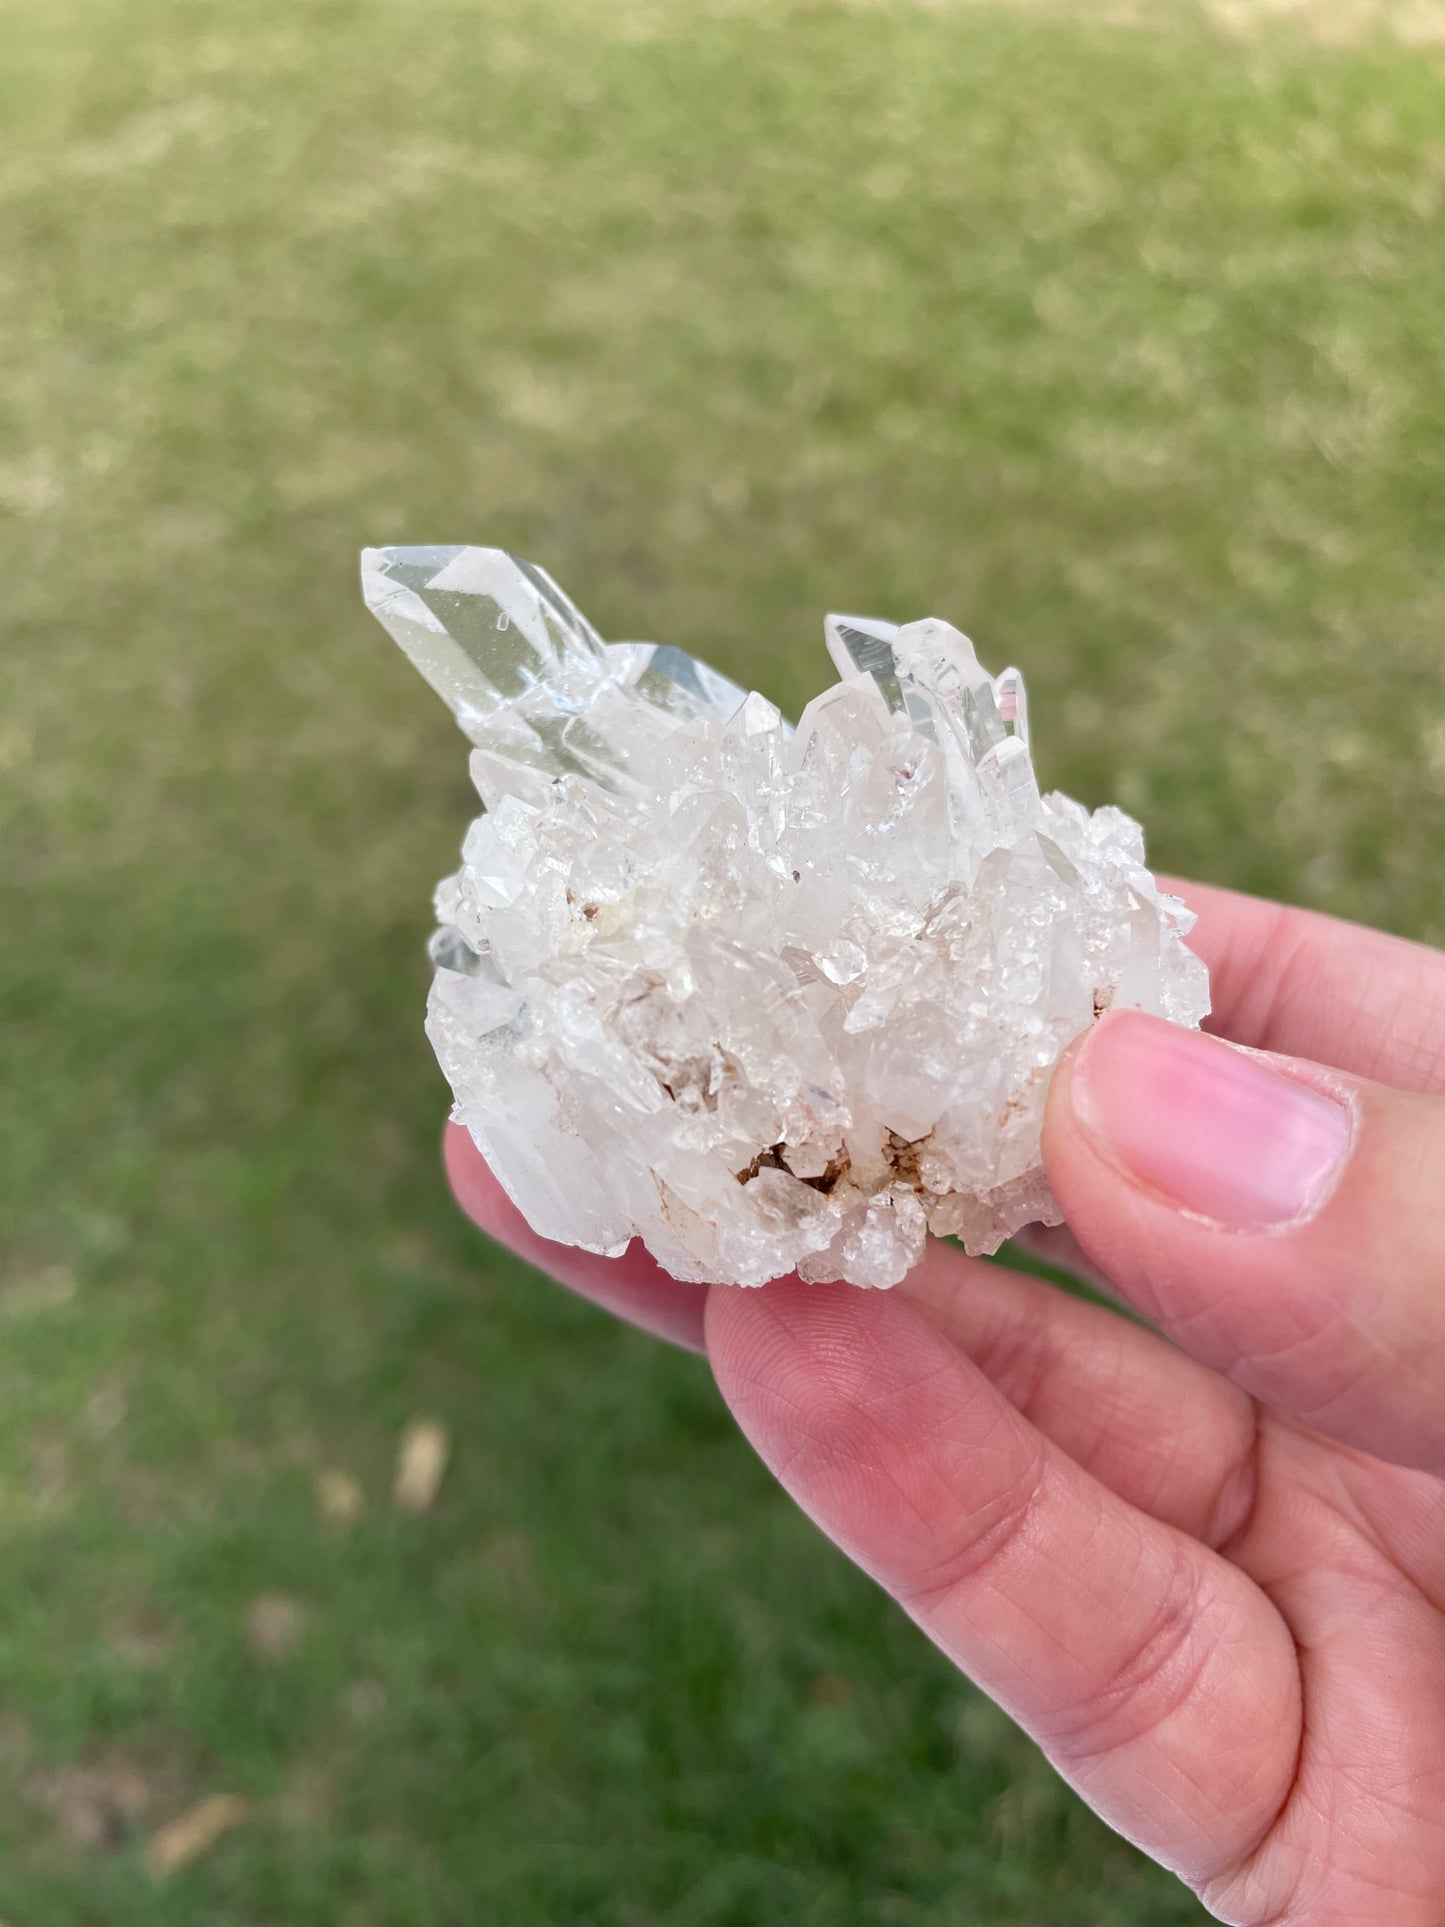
363, 546, 1209, 1287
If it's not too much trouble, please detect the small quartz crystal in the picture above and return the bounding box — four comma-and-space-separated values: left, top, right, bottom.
363, 546, 1209, 1287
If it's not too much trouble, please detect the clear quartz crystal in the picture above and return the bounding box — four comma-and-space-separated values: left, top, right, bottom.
364, 545, 1209, 1287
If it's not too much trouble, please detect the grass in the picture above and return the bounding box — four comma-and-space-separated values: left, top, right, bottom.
2, 0, 1444, 1918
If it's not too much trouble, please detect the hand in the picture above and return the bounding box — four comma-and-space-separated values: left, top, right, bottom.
446, 881, 1445, 1925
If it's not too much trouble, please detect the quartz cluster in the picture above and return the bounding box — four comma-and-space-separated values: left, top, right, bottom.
363, 546, 1208, 1288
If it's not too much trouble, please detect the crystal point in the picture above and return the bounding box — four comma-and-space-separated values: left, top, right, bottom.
825, 612, 905, 710
364, 548, 1209, 1286
362, 544, 606, 721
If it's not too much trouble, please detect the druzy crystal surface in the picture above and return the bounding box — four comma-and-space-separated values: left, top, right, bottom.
363, 546, 1209, 1288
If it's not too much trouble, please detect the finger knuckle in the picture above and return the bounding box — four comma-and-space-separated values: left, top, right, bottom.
1044, 1540, 1215, 1766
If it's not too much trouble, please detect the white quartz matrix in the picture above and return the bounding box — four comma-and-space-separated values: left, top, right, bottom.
363, 546, 1209, 1288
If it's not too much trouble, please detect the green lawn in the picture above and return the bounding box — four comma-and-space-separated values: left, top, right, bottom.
2, 0, 1444, 1919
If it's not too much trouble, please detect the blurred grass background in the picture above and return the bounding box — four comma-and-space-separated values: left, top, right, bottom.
2, 0, 1444, 1919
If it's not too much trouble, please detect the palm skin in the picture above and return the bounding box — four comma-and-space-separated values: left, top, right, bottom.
446, 880, 1445, 1924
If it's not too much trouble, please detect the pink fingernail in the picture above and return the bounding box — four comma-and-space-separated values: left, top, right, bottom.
1070, 1011, 1353, 1229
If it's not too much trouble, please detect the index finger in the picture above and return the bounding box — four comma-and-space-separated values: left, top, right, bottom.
1167, 878, 1445, 1096
707, 1277, 1300, 1888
